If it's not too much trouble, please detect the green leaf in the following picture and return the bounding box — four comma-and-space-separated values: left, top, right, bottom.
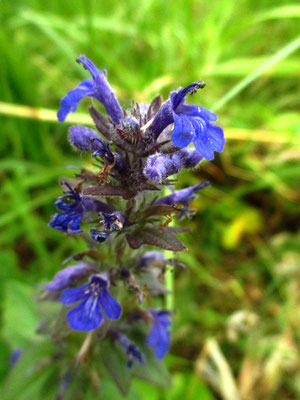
133, 349, 171, 388
256, 5, 300, 21
0, 250, 18, 282
1, 341, 58, 400
2, 280, 40, 347
170, 372, 216, 400
100, 340, 132, 396
127, 227, 186, 251
83, 184, 136, 199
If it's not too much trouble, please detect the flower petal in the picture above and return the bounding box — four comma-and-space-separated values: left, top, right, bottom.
81, 197, 114, 214
49, 211, 83, 233
193, 120, 224, 160
206, 124, 225, 152
67, 295, 103, 331
147, 100, 174, 138
139, 251, 165, 268
57, 79, 94, 122
115, 332, 145, 368
176, 104, 217, 122
69, 126, 105, 151
61, 284, 89, 304
146, 322, 170, 359
154, 182, 209, 206
48, 213, 69, 232
45, 263, 95, 292
99, 288, 122, 319
154, 311, 172, 326
171, 114, 195, 148
69, 214, 83, 233
76, 56, 100, 81
77, 56, 124, 124
172, 82, 203, 110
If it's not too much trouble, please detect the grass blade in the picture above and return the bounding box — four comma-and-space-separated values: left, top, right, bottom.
212, 36, 300, 111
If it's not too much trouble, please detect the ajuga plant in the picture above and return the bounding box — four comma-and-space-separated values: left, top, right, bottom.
42, 56, 224, 396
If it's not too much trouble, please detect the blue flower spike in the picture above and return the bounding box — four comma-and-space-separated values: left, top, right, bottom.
58, 56, 124, 124
146, 310, 171, 359
48, 56, 226, 371
61, 275, 122, 331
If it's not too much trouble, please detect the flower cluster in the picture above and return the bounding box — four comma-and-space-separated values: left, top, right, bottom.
44, 56, 224, 388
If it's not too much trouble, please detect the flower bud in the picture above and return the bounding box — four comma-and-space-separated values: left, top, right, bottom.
144, 153, 182, 182
69, 126, 108, 152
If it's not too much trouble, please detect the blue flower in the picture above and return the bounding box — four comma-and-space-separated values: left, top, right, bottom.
90, 229, 110, 243
57, 56, 124, 124
69, 126, 111, 156
69, 126, 127, 174
9, 349, 22, 366
146, 310, 171, 359
100, 211, 125, 231
139, 251, 187, 270
114, 331, 145, 368
149, 82, 224, 160
49, 182, 112, 234
125, 343, 144, 369
139, 251, 165, 268
61, 275, 122, 331
154, 182, 209, 206
90, 211, 125, 243
45, 262, 97, 292
154, 182, 210, 218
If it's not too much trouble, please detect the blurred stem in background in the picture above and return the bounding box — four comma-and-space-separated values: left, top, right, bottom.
0, 102, 298, 145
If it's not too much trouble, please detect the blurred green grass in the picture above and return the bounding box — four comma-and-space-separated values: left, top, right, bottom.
0, 0, 299, 399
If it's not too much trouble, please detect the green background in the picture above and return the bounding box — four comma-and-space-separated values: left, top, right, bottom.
0, 0, 299, 398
